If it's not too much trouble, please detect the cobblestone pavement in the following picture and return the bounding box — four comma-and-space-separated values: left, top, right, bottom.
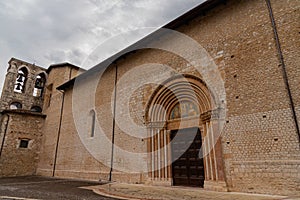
0, 176, 119, 200
88, 183, 300, 200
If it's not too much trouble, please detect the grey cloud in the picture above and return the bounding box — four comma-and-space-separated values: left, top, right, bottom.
0, 0, 206, 93
44, 50, 67, 64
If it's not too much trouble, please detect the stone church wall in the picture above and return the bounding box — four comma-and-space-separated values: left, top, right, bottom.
42, 0, 300, 194
48, 77, 112, 181
34, 0, 300, 196
0, 110, 45, 176
36, 66, 85, 177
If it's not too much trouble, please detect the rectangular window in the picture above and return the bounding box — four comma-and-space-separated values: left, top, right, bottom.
19, 139, 29, 148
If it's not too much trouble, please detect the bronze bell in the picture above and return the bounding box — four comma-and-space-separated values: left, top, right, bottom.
35, 79, 44, 89
16, 74, 24, 82
16, 83, 22, 90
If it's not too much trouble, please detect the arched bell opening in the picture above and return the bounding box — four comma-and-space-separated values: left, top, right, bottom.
14, 67, 29, 93
145, 74, 227, 190
33, 72, 47, 97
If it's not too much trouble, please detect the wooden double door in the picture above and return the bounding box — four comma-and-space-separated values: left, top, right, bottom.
171, 127, 205, 187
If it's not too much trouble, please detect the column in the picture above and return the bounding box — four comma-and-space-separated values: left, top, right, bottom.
157, 128, 161, 179
163, 128, 168, 180
201, 109, 227, 191
210, 122, 218, 181
206, 122, 214, 180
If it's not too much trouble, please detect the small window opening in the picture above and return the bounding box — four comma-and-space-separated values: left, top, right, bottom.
14, 67, 28, 93
30, 106, 42, 113
19, 139, 29, 148
33, 73, 46, 97
10, 102, 22, 110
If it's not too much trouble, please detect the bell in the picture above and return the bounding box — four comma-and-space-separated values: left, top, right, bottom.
36, 80, 44, 89
17, 74, 24, 82
16, 83, 22, 90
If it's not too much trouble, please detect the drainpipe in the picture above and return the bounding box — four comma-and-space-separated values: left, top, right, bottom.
52, 89, 65, 177
109, 64, 118, 181
52, 67, 72, 176
265, 0, 300, 144
0, 114, 10, 157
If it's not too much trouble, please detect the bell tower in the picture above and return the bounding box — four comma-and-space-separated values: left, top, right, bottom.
0, 58, 47, 113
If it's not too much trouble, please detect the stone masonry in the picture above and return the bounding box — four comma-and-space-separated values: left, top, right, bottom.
0, 58, 47, 112
36, 0, 299, 195
0, 110, 45, 176
0, 0, 299, 197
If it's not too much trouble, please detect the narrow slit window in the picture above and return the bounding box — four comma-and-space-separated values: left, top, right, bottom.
90, 110, 96, 137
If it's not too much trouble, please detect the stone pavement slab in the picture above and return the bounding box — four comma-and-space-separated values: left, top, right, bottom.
85, 183, 300, 200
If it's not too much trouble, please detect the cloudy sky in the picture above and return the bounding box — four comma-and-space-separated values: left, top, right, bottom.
0, 0, 205, 93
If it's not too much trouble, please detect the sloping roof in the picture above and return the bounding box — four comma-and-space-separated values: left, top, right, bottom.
57, 0, 224, 91
47, 62, 84, 73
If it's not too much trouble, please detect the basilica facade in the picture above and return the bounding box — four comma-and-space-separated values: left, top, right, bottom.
0, 0, 299, 196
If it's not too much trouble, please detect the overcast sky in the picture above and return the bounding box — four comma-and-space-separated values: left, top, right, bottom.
0, 0, 205, 94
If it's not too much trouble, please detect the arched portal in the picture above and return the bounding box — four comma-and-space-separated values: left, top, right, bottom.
145, 74, 227, 190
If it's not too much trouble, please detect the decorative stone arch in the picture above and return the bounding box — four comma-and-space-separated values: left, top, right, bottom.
35, 71, 48, 79
145, 74, 227, 190
17, 65, 30, 75
146, 74, 213, 122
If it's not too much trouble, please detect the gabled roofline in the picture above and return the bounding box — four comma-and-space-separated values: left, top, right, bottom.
57, 0, 225, 91
9, 57, 46, 71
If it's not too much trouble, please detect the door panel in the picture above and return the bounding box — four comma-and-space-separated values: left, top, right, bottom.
171, 127, 205, 187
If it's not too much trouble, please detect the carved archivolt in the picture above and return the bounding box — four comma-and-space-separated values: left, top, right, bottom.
145, 74, 214, 124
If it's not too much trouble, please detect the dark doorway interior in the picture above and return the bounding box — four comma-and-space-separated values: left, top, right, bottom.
171, 127, 205, 187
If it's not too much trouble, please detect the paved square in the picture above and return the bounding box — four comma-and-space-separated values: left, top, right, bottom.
0, 176, 117, 200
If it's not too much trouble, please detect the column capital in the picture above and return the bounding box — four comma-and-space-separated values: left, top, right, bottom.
147, 121, 166, 129
200, 108, 224, 123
